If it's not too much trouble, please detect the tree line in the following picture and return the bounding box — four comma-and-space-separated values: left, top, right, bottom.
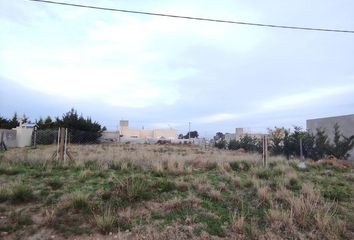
214, 124, 354, 160
0, 109, 106, 144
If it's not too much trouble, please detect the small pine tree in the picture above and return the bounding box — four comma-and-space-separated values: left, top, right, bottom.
330, 123, 354, 159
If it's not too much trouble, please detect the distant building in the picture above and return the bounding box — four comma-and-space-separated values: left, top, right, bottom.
307, 114, 354, 160
226, 128, 266, 141
235, 128, 267, 140
120, 120, 177, 140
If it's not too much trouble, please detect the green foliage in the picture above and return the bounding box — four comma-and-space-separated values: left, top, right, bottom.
322, 185, 351, 201
11, 184, 34, 203
196, 213, 226, 237
0, 113, 25, 129
0, 186, 10, 202
239, 135, 262, 153
35, 109, 106, 144
47, 178, 63, 190
228, 139, 241, 150
254, 168, 272, 180
215, 139, 227, 149
70, 191, 89, 210
268, 127, 285, 155
267, 125, 354, 161
183, 131, 199, 139
330, 123, 354, 159
213, 132, 225, 142
115, 175, 151, 202
10, 210, 33, 226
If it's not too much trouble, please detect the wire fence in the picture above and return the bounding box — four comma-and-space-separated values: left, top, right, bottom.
31, 129, 103, 146
32, 129, 58, 145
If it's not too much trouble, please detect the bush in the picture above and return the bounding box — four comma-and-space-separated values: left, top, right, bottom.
93, 208, 117, 234
115, 176, 151, 202
215, 139, 227, 149
70, 191, 89, 210
228, 140, 241, 150
329, 124, 354, 159
47, 178, 63, 190
11, 184, 34, 203
0, 186, 10, 202
239, 135, 262, 153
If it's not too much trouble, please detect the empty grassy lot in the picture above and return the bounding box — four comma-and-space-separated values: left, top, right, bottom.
0, 144, 353, 239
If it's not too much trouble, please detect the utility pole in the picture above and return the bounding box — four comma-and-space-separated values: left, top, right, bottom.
188, 122, 191, 139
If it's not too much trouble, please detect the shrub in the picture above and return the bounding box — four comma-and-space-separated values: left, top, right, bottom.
254, 167, 272, 180
47, 178, 63, 190
229, 161, 240, 171
215, 139, 227, 149
11, 184, 34, 203
10, 210, 33, 226
228, 140, 241, 150
115, 176, 151, 202
0, 186, 10, 202
329, 123, 354, 159
93, 208, 117, 234
70, 191, 89, 210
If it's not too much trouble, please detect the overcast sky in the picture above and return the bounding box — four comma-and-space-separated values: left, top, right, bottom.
1, 0, 354, 137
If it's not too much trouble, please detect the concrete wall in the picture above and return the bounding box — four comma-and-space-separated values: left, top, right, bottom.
153, 129, 177, 139
15, 127, 33, 147
119, 120, 177, 139
306, 114, 354, 160
0, 129, 17, 148
100, 131, 120, 142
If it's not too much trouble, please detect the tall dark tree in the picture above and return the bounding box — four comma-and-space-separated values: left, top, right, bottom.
0, 113, 20, 129
35, 109, 105, 144
330, 123, 354, 159
184, 131, 199, 139
213, 132, 225, 141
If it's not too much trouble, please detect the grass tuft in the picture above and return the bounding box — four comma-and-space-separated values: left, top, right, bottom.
10, 183, 34, 203
93, 208, 116, 234
70, 191, 89, 210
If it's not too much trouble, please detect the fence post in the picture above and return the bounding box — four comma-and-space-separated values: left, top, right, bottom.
299, 138, 304, 160
33, 126, 37, 149
0, 131, 7, 151
262, 135, 268, 167
59, 127, 65, 161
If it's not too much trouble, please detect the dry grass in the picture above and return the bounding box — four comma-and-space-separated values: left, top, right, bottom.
257, 186, 270, 205
230, 211, 245, 233
207, 190, 222, 201
0, 144, 352, 239
1, 144, 263, 171
93, 207, 116, 234
231, 176, 241, 188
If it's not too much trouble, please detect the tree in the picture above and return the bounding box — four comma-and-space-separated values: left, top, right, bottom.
0, 113, 21, 129
310, 128, 330, 160
268, 127, 285, 155
215, 139, 227, 149
184, 131, 199, 139
35, 109, 105, 144
178, 134, 184, 139
213, 132, 225, 141
228, 139, 241, 150
329, 123, 354, 159
239, 134, 262, 153
283, 126, 306, 159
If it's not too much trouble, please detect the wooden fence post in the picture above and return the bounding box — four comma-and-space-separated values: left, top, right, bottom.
299, 138, 304, 160
262, 135, 268, 167
59, 127, 65, 161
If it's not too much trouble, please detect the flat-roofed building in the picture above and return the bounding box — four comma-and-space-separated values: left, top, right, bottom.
307, 114, 354, 160
120, 120, 177, 140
